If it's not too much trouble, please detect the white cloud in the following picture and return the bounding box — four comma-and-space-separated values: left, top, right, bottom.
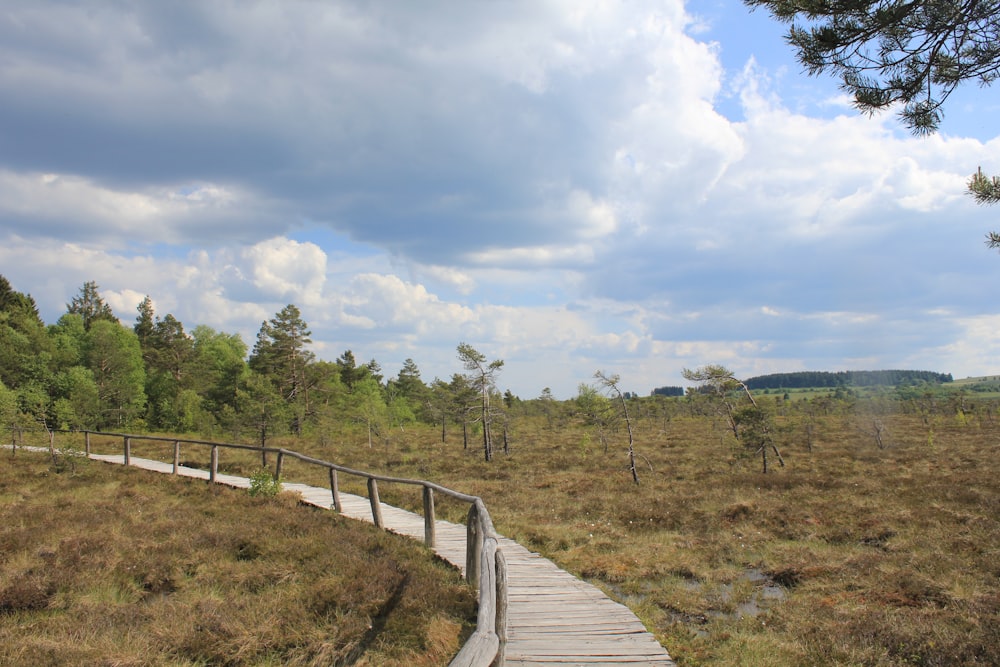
240, 237, 328, 305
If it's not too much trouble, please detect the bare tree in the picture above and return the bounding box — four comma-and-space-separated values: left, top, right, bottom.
594, 371, 642, 485
457, 343, 504, 462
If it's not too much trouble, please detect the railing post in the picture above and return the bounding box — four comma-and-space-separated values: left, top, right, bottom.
274, 450, 284, 481
466, 502, 482, 587
368, 478, 384, 529
172, 441, 180, 474
495, 547, 508, 663
329, 468, 342, 512
84, 431, 91, 456
209, 445, 218, 483
123, 436, 131, 466
423, 485, 436, 548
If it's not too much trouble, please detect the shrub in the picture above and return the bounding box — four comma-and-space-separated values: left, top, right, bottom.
247, 469, 281, 497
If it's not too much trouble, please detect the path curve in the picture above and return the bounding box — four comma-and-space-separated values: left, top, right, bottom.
85, 452, 675, 666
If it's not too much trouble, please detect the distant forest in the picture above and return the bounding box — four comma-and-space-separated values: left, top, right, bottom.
744, 370, 953, 390
650, 386, 684, 397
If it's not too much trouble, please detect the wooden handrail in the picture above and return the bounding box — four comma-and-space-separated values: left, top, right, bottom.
65, 429, 507, 667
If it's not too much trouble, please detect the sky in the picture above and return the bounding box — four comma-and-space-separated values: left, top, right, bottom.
1, 0, 999, 400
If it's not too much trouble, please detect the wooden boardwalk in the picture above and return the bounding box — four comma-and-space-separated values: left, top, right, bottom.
88, 452, 675, 666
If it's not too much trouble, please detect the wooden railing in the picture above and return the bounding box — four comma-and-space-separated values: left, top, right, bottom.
68, 430, 508, 667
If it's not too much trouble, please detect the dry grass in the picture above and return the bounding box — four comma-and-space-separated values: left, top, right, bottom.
0, 449, 476, 666
43, 403, 1000, 666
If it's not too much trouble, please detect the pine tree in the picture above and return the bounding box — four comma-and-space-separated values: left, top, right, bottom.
457, 343, 504, 462
744, 0, 1000, 134
248, 304, 315, 434
745, 0, 1000, 245
67, 281, 116, 330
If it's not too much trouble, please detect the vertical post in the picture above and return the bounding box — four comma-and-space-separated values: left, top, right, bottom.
172, 441, 180, 474
210, 445, 218, 483
466, 503, 482, 587
123, 436, 131, 466
423, 485, 436, 548
274, 450, 284, 481
367, 478, 384, 529
329, 468, 342, 512
84, 431, 91, 456
495, 547, 508, 660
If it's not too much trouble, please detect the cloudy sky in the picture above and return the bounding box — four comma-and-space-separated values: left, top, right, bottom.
2, 0, 999, 399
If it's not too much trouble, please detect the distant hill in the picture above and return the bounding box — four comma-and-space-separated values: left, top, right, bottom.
744, 370, 953, 390
950, 375, 1000, 385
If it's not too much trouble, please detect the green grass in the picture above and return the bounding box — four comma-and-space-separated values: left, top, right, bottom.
0, 450, 476, 666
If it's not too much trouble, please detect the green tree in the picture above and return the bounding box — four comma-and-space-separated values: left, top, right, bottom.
137, 302, 198, 430
971, 167, 1000, 248
134, 295, 155, 350
249, 304, 315, 435
745, 0, 1000, 244
335, 350, 374, 391
0, 379, 20, 431
575, 382, 615, 453
49, 314, 88, 369
348, 375, 389, 448
744, 0, 1000, 134
683, 365, 785, 473
190, 325, 248, 422
86, 320, 146, 428
0, 276, 51, 392
456, 342, 504, 462
236, 370, 290, 450
51, 366, 100, 430
67, 281, 117, 330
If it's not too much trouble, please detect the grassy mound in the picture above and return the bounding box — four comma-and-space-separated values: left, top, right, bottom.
0, 451, 475, 666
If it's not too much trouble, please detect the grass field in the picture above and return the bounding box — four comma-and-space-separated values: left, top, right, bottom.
0, 450, 476, 666
15, 397, 1000, 666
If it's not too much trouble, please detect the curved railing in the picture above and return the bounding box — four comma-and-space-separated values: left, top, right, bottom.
59, 430, 508, 667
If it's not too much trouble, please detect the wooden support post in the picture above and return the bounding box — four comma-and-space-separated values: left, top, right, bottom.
274, 450, 284, 481
84, 431, 91, 456
209, 445, 218, 483
368, 478, 384, 529
329, 469, 342, 512
123, 436, 131, 466
172, 441, 180, 474
495, 547, 508, 660
423, 485, 436, 548
466, 503, 482, 587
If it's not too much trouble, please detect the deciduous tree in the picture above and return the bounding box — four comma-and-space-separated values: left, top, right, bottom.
86, 320, 146, 428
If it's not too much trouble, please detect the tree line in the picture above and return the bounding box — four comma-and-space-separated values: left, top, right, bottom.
744, 370, 953, 390
0, 275, 521, 456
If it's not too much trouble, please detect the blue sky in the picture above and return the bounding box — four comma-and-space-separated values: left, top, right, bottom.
1, 0, 998, 399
